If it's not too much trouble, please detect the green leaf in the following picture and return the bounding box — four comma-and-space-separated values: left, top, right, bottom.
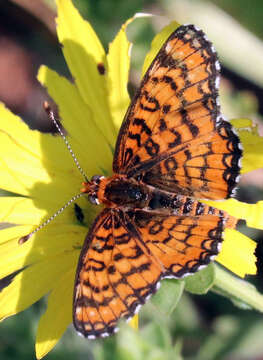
0, 189, 26, 197
185, 264, 215, 294
114, 321, 178, 360
142, 322, 172, 349
151, 279, 184, 316
116, 324, 150, 360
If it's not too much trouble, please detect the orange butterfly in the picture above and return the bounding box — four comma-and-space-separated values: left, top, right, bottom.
73, 24, 242, 339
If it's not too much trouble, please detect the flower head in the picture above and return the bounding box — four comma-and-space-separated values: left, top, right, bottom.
0, 0, 263, 358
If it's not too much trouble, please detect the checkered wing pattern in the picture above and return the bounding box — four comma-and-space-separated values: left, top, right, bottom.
73, 207, 228, 338
113, 25, 242, 199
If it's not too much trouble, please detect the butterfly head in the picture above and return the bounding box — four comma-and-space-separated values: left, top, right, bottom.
81, 175, 106, 205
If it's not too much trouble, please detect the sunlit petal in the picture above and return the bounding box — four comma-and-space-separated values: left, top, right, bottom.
128, 315, 139, 330
0, 251, 79, 320
217, 229, 257, 277
56, 0, 116, 146
36, 269, 75, 359
106, 20, 131, 131
38, 66, 113, 177
0, 103, 50, 195
205, 199, 263, 230
231, 118, 263, 173
142, 21, 180, 76
0, 224, 84, 279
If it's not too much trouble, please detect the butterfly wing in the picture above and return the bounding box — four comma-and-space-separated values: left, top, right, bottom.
133, 120, 241, 199
73, 205, 232, 338
113, 24, 242, 199
128, 208, 232, 278
73, 208, 162, 338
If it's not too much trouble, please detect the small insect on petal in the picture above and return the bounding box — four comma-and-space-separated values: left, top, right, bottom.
97, 62, 106, 75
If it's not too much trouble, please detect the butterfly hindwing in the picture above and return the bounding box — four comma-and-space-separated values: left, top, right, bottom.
128, 208, 230, 278
73, 205, 233, 337
73, 209, 162, 338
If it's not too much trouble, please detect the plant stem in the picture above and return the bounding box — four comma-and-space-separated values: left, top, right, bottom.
213, 264, 263, 312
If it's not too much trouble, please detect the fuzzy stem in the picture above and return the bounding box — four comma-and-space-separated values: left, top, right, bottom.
213, 264, 263, 312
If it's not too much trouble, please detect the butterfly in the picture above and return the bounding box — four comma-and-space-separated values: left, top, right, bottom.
73, 24, 242, 339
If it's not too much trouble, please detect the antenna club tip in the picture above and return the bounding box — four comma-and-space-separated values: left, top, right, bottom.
18, 233, 32, 245
43, 101, 51, 112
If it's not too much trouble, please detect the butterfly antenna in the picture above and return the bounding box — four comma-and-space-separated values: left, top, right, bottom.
19, 103, 90, 244
43, 101, 88, 181
18, 192, 85, 244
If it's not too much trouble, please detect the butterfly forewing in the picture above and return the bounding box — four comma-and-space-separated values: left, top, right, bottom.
136, 119, 241, 199
113, 24, 241, 200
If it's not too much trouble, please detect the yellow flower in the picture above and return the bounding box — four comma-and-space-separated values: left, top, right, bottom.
0, 0, 262, 359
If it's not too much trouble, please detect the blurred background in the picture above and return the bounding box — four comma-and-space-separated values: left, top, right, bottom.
0, 0, 263, 359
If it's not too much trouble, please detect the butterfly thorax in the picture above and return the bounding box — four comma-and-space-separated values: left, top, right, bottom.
82, 174, 149, 208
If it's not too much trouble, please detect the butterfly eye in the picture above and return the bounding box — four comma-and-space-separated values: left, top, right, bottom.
91, 175, 102, 184
134, 174, 143, 182
88, 194, 100, 205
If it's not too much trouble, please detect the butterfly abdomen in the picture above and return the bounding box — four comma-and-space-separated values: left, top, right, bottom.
147, 188, 236, 225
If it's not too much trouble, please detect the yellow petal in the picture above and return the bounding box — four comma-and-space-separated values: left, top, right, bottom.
128, 314, 138, 330
106, 13, 151, 131
141, 21, 180, 76
38, 65, 113, 177
0, 224, 85, 279
0, 103, 49, 195
35, 269, 75, 359
0, 251, 79, 320
106, 20, 131, 131
217, 229, 257, 277
0, 101, 88, 204
231, 118, 263, 173
205, 199, 263, 230
0, 197, 48, 225
0, 103, 41, 158
0, 191, 95, 228
55, 0, 116, 146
